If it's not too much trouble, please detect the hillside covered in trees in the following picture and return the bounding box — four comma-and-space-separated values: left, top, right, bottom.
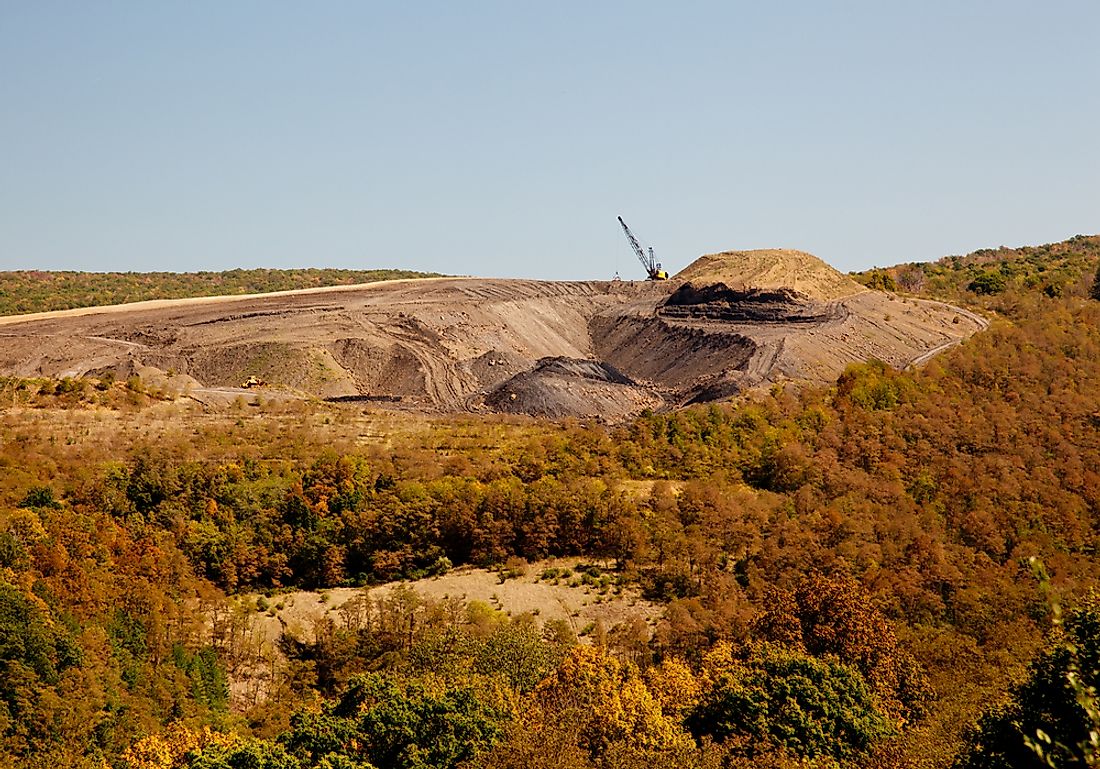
0, 268, 442, 316
2, 234, 1100, 768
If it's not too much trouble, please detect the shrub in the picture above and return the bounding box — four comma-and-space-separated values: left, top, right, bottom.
686, 643, 893, 761
968, 271, 1007, 295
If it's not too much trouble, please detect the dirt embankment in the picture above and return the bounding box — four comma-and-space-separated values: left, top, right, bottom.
0, 251, 986, 419
660, 283, 843, 324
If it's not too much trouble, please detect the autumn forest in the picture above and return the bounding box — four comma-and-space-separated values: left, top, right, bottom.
3, 235, 1100, 768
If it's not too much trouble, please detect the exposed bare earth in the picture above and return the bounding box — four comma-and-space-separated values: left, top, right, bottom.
228, 561, 660, 708
247, 561, 660, 653
0, 253, 986, 418
675, 248, 867, 301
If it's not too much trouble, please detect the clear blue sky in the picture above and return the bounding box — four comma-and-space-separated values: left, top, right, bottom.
2, 2, 1098, 279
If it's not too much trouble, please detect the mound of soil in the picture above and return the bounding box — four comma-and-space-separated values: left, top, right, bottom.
675, 249, 866, 301
484, 357, 660, 420
463, 349, 534, 391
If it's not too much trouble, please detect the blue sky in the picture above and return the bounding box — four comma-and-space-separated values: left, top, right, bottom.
1, 1, 1097, 279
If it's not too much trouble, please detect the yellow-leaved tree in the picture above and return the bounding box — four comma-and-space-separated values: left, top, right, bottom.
534, 645, 692, 756
644, 656, 701, 719
120, 722, 238, 769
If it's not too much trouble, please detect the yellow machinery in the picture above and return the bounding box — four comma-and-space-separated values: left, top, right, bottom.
618, 215, 668, 280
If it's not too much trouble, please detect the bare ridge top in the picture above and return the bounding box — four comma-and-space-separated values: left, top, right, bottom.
674, 249, 868, 301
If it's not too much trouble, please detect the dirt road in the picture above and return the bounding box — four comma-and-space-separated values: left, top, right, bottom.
0, 276, 453, 327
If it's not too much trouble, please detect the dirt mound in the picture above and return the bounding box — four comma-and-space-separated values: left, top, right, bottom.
464, 349, 533, 391
675, 249, 866, 301
0, 271, 985, 420
483, 357, 660, 419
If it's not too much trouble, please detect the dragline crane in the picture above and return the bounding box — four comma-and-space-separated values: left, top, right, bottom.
617, 216, 668, 280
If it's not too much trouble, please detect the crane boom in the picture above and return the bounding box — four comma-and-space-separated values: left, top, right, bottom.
618, 216, 648, 270
617, 215, 668, 280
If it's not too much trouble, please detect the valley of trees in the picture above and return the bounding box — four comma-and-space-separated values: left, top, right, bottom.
0, 268, 442, 316
2, 235, 1100, 767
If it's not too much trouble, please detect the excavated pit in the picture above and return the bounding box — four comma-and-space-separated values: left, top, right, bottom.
0, 257, 988, 420
591, 313, 757, 394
